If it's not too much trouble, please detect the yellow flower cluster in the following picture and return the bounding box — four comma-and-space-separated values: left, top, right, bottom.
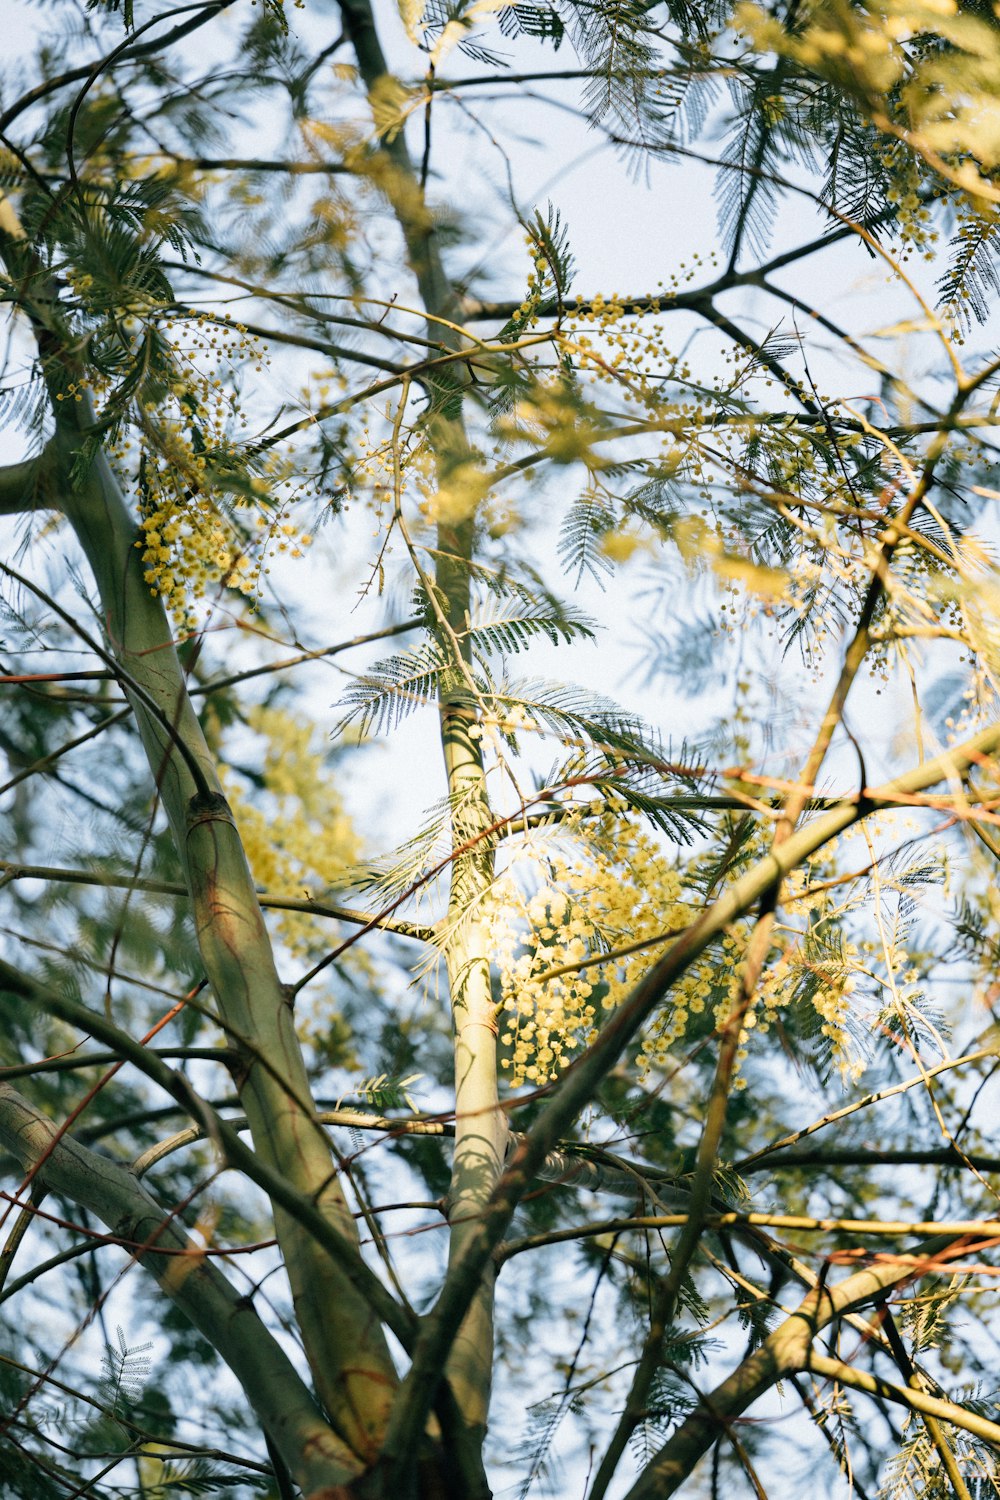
638, 859, 864, 1086
776, 859, 865, 1083
137, 456, 251, 624
562, 268, 710, 397
809, 972, 862, 1083
490, 812, 689, 1085
488, 805, 873, 1089
639, 927, 747, 1074
129, 314, 313, 624
510, 230, 558, 328
218, 704, 363, 957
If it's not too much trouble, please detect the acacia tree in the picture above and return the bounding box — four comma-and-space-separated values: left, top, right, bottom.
2, 0, 1000, 1495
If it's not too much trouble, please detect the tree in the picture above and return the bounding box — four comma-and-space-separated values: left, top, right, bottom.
2, 0, 1000, 1494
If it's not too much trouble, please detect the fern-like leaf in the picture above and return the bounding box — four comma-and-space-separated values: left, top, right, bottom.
99, 1327, 152, 1416
938, 208, 1000, 330
462, 598, 595, 659
336, 640, 455, 736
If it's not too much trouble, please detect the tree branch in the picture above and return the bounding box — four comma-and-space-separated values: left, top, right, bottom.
737, 1045, 1000, 1170
379, 718, 1000, 1461
805, 1351, 1000, 1452
0, 859, 435, 941
622, 1242, 978, 1499
0, 451, 52, 516
0, 956, 417, 1353
0, 1082, 362, 1494
0, 2, 237, 135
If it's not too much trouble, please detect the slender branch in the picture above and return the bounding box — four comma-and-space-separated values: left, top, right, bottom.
0, 859, 435, 941
0, 1186, 43, 1294
805, 1352, 1000, 1452
622, 1240, 976, 1500
0, 707, 131, 799
460, 225, 863, 323
590, 905, 777, 1498
0, 2, 236, 135
192, 311, 408, 372
0, 957, 416, 1352
132, 1108, 453, 1177
0, 1348, 274, 1473
500, 1211, 1000, 1262
0, 1048, 229, 1081
430, 66, 654, 92
191, 616, 422, 697
691, 299, 819, 414
0, 1240, 102, 1307
0, 1083, 362, 1494
156, 264, 447, 351
159, 155, 351, 174
737, 1045, 1000, 1168
0, 560, 213, 797
877, 1302, 974, 1500
744, 1146, 1000, 1174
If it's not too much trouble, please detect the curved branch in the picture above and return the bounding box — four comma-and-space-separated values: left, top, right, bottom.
622, 1242, 980, 1499
0, 1082, 361, 1494
0, 452, 52, 516
0, 956, 416, 1352
805, 1352, 1000, 1450
0, 2, 236, 135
